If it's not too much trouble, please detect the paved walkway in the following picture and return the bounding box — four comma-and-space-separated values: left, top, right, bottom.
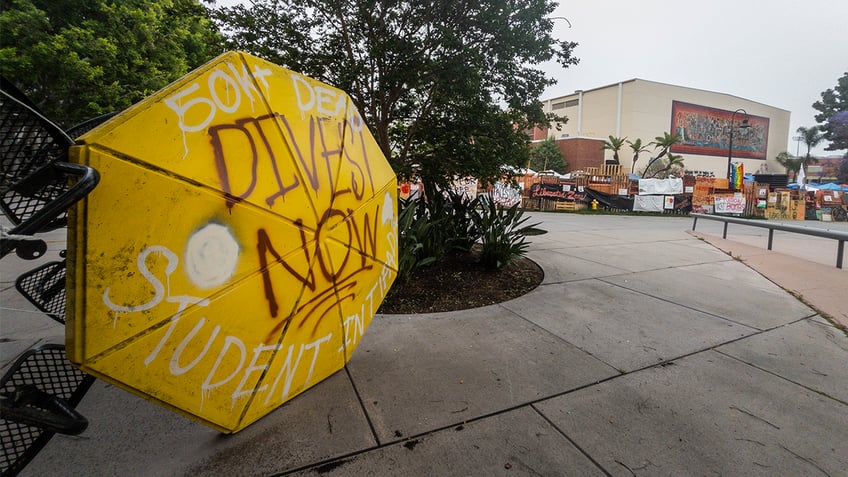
3, 214, 847, 476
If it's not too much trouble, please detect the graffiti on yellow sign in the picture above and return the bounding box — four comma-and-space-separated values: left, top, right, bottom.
67, 51, 397, 432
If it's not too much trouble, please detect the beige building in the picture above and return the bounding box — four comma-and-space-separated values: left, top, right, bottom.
539, 79, 791, 178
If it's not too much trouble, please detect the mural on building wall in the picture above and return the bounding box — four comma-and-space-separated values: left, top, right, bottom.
67, 51, 398, 433
669, 101, 769, 160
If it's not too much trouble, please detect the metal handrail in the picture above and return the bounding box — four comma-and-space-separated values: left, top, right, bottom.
691, 212, 848, 269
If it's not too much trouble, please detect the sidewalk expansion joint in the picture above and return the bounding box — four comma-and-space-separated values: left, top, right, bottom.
714, 348, 848, 407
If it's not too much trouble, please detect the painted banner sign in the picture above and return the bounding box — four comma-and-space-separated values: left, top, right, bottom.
529, 183, 587, 201
670, 101, 769, 160
714, 196, 746, 214
66, 51, 398, 433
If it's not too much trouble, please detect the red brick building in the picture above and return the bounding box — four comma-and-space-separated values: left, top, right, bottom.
529, 126, 606, 173
806, 156, 845, 182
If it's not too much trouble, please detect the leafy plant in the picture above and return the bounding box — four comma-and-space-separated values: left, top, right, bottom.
396, 181, 542, 280
395, 181, 480, 283
414, 181, 482, 259
471, 193, 540, 269
443, 187, 482, 252
395, 197, 440, 283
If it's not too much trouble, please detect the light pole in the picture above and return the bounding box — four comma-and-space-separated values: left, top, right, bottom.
726, 108, 750, 188
549, 16, 572, 28
792, 134, 803, 158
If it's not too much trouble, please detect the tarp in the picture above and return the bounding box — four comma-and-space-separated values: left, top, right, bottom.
585, 187, 634, 210
809, 182, 846, 191
638, 178, 683, 195
633, 195, 664, 212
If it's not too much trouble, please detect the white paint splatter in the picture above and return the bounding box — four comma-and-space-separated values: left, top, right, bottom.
382, 191, 394, 224
184, 223, 239, 289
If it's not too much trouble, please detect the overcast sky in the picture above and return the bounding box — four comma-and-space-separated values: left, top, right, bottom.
214, 0, 847, 156
542, 0, 847, 157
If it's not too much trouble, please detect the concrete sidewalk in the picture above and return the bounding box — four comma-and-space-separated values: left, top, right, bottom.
4, 214, 847, 476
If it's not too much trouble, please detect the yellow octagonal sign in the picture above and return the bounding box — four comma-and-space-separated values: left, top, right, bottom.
66, 51, 398, 433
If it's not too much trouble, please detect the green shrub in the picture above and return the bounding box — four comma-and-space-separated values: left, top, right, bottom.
396, 197, 440, 283
413, 182, 481, 260
442, 187, 481, 252
472, 193, 540, 269
395, 183, 540, 281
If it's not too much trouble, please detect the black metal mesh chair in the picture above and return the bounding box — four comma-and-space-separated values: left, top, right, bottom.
1, 78, 112, 323
0, 82, 100, 259
65, 111, 118, 138
1, 80, 107, 475
15, 260, 67, 324
0, 345, 95, 476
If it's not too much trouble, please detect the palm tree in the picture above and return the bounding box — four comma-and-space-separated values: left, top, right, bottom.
601, 135, 626, 164
646, 153, 685, 178
775, 151, 802, 175
626, 138, 650, 174
796, 126, 824, 168
640, 132, 682, 176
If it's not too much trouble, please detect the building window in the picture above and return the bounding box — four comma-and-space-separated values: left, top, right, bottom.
551, 101, 566, 110
565, 99, 579, 108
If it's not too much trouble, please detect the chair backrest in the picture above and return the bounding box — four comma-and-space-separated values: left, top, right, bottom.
0, 344, 94, 476
0, 83, 74, 230
66, 111, 119, 138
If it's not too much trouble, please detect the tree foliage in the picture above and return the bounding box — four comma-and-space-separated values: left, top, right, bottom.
213, 0, 578, 187
812, 71, 848, 152
529, 137, 566, 173
823, 111, 848, 153
775, 151, 802, 174
600, 135, 625, 164
795, 126, 824, 166
0, 0, 224, 126
626, 138, 650, 174
836, 155, 848, 183
639, 132, 682, 178
642, 153, 684, 179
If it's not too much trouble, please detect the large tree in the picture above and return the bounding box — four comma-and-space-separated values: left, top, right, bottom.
600, 135, 625, 165
795, 126, 824, 167
822, 110, 848, 153
0, 0, 224, 126
213, 0, 578, 186
836, 154, 848, 183
812, 72, 848, 152
529, 137, 567, 173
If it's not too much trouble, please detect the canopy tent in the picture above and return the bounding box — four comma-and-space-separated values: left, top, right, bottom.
807, 182, 847, 191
